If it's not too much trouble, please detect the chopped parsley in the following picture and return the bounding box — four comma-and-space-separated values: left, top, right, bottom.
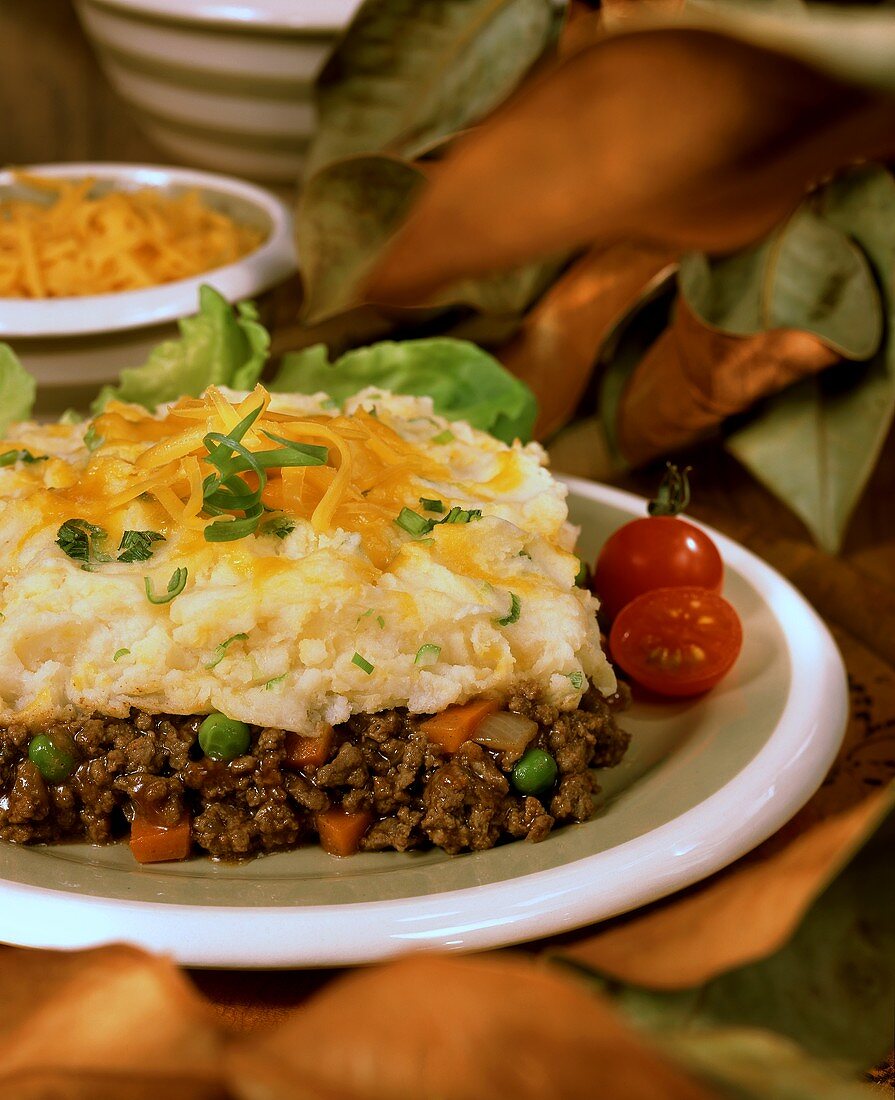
0, 449, 45, 467
113, 648, 130, 662
496, 593, 521, 626
261, 516, 296, 539
56, 519, 111, 566
414, 644, 441, 666
351, 652, 374, 675
144, 567, 188, 605
376, 615, 385, 629
117, 530, 165, 563
206, 632, 248, 669
419, 497, 445, 513
568, 671, 585, 690
83, 424, 104, 452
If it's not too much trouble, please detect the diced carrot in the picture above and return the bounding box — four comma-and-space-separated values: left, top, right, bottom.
419, 699, 499, 754
129, 814, 192, 864
284, 726, 334, 770
315, 808, 373, 857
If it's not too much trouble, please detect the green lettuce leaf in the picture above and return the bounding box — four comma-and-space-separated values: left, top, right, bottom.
91, 285, 269, 413
271, 337, 538, 444
0, 344, 36, 434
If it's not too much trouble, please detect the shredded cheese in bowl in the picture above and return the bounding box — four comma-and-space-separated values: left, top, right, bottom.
0, 172, 265, 299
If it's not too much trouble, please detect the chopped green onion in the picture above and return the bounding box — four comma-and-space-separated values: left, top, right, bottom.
352, 652, 374, 675
264, 674, 286, 690
420, 497, 445, 513
568, 671, 584, 690
260, 429, 328, 464
0, 449, 45, 467
395, 507, 434, 538
58, 409, 83, 426
83, 424, 104, 452
574, 558, 591, 587
376, 615, 385, 629
145, 567, 188, 605
396, 504, 483, 539
432, 429, 455, 445
117, 530, 165, 563
205, 507, 264, 543
496, 593, 521, 626
357, 608, 374, 623
414, 644, 441, 666
440, 506, 482, 525
113, 648, 130, 662
206, 632, 249, 670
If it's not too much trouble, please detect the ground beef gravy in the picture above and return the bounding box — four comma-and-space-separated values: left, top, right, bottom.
0, 686, 630, 860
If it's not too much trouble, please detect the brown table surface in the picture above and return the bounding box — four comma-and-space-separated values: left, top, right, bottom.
2, 0, 893, 1046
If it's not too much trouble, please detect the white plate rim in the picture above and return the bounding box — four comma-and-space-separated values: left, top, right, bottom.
0, 478, 848, 967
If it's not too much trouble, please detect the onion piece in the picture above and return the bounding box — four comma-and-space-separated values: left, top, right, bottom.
474, 711, 538, 752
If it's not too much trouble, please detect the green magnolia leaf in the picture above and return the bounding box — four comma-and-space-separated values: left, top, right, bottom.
680, 206, 883, 359
726, 165, 895, 552
0, 344, 36, 433
594, 795, 895, 1074
306, 0, 554, 177
92, 285, 269, 412
661, 1028, 878, 1100
297, 156, 425, 326
297, 154, 561, 326
271, 336, 537, 444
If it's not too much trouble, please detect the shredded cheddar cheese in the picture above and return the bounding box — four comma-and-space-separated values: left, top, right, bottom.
0, 173, 264, 298
25, 386, 454, 566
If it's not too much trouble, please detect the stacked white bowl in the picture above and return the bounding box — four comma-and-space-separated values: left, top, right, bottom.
74, 0, 363, 183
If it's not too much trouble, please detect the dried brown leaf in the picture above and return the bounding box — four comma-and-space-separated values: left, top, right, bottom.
226, 954, 718, 1100
0, 944, 225, 1087
556, 785, 894, 990
499, 242, 678, 437
366, 30, 895, 304
2, 1069, 228, 1100
614, 296, 838, 465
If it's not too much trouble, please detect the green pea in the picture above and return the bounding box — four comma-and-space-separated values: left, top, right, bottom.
511, 748, 558, 796
28, 733, 78, 783
198, 712, 251, 761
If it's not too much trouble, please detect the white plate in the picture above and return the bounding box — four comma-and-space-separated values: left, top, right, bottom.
0, 479, 847, 968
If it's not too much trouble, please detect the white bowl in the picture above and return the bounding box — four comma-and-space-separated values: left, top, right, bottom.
74, 0, 364, 182
0, 163, 297, 404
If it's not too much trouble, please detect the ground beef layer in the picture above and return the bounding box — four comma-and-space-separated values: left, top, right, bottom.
0, 686, 629, 859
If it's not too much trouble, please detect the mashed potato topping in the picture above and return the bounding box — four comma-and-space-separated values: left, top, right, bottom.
0, 386, 614, 734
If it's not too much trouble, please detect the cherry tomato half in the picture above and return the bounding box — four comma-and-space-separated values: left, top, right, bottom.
593, 516, 723, 623
609, 587, 742, 697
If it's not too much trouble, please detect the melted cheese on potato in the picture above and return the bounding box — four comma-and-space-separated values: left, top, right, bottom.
0, 386, 614, 733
